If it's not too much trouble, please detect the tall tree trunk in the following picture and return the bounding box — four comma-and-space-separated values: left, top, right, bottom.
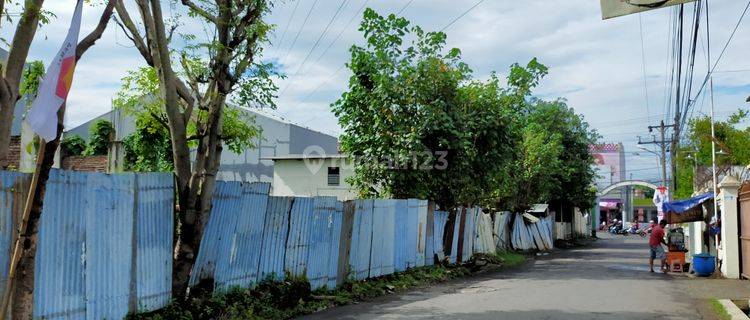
7, 2, 115, 317
0, 0, 45, 167
10, 106, 63, 319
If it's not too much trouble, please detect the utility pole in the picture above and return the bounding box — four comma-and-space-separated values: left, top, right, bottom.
639, 120, 675, 199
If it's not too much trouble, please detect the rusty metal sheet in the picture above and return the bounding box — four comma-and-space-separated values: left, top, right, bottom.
414, 199, 428, 267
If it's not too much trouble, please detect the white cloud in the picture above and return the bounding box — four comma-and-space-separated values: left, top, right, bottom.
2, 0, 748, 181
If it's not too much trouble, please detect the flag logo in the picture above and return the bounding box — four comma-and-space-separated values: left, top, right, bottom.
56, 56, 76, 100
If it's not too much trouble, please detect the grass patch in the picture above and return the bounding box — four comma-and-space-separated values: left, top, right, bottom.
709, 299, 732, 320
129, 253, 527, 320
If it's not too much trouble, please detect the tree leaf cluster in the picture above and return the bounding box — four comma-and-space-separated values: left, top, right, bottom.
334, 9, 599, 211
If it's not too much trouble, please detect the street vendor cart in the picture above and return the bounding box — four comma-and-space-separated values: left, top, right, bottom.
660, 193, 715, 274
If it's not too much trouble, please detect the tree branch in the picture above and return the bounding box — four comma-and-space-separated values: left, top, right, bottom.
76, 0, 117, 61
114, 0, 153, 65
180, 0, 217, 23
116, 0, 195, 110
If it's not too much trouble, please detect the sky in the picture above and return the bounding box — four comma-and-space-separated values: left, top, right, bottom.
3, 0, 749, 183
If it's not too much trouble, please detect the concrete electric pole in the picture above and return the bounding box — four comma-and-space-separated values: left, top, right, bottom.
638, 120, 675, 199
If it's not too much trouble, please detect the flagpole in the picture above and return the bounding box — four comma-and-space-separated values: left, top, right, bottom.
0, 139, 46, 320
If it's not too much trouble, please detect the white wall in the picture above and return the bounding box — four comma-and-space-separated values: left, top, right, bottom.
272, 158, 357, 200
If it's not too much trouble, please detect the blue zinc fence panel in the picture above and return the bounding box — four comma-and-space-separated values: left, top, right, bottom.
0, 171, 30, 300
370, 199, 395, 277
259, 196, 293, 281
215, 182, 270, 290
135, 173, 174, 311
326, 199, 343, 290
415, 200, 428, 267
450, 209, 461, 264
34, 170, 87, 320
348, 199, 373, 280
462, 208, 477, 262
306, 196, 335, 290
285, 197, 314, 277
393, 200, 408, 272
433, 210, 449, 263
84, 173, 135, 320
405, 199, 419, 269
189, 181, 243, 287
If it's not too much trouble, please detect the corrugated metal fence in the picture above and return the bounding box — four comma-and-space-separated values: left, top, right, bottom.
0, 169, 174, 320
0, 169, 557, 319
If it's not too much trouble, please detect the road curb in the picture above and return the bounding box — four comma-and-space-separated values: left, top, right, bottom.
719, 300, 750, 320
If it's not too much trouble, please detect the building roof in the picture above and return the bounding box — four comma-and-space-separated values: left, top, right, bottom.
263, 154, 348, 161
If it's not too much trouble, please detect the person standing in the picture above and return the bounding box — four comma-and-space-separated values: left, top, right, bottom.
649, 220, 668, 273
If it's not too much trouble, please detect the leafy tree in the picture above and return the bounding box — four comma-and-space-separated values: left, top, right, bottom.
114, 66, 262, 171
83, 119, 114, 156
113, 0, 276, 295
675, 108, 750, 198
334, 9, 598, 212
333, 9, 478, 208
60, 135, 86, 156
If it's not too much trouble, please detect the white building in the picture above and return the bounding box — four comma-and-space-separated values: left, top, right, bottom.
66, 108, 338, 183
267, 154, 357, 200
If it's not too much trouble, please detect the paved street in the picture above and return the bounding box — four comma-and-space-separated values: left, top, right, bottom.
303, 234, 750, 320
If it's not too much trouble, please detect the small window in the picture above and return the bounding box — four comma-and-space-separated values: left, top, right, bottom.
327, 167, 340, 186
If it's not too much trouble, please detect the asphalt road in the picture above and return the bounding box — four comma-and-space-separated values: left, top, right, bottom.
302, 233, 750, 320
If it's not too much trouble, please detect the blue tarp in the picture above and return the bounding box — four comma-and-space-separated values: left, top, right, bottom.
661, 193, 714, 214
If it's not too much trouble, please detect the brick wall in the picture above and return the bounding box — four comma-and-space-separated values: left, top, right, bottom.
1, 136, 21, 169
62, 155, 108, 173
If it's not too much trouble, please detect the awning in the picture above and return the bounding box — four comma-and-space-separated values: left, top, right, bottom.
661, 193, 714, 224
661, 193, 714, 214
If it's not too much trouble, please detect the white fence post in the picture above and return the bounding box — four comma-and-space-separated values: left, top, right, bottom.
718, 175, 741, 279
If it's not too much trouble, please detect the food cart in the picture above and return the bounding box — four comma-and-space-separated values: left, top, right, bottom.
659, 193, 715, 273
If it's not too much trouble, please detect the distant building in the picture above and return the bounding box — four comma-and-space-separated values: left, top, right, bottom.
266, 154, 356, 201
590, 142, 632, 223
66, 107, 339, 184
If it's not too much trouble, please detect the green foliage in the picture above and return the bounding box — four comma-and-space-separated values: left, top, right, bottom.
675, 108, 750, 198
60, 135, 86, 156
114, 66, 263, 159
123, 117, 174, 172
83, 119, 113, 156
128, 251, 524, 320
19, 60, 45, 99
709, 299, 732, 320
334, 9, 598, 211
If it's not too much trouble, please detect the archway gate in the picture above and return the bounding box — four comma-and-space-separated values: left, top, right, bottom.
591, 180, 660, 235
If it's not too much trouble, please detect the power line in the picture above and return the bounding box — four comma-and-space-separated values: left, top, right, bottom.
638, 13, 651, 125
280, 0, 321, 67
273, 0, 302, 53
397, 0, 415, 15
308, 0, 370, 75
280, 0, 350, 96
440, 0, 485, 32
684, 0, 750, 115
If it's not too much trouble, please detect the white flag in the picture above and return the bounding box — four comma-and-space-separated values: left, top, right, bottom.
26, 0, 84, 142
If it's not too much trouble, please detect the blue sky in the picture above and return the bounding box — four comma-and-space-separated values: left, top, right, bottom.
2, 0, 749, 183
